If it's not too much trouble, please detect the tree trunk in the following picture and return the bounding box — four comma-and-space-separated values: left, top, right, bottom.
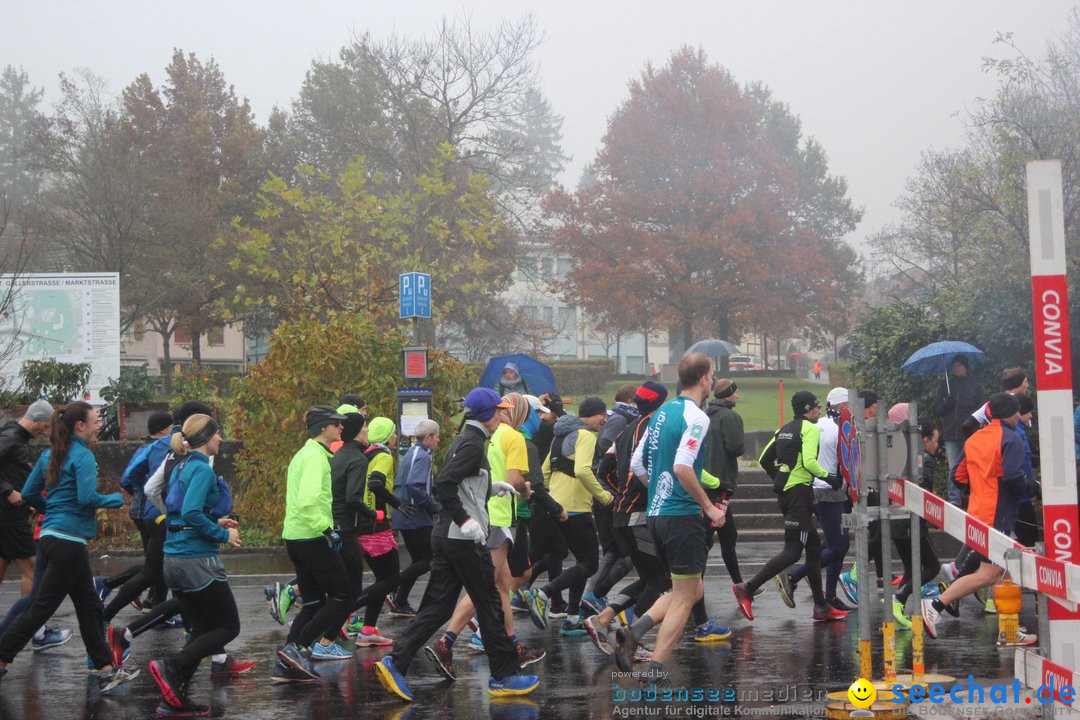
191, 329, 202, 365
615, 331, 622, 374
762, 335, 768, 369
681, 316, 693, 356
159, 329, 174, 394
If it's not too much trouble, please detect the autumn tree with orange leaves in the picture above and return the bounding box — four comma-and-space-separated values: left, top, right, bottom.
544, 47, 862, 354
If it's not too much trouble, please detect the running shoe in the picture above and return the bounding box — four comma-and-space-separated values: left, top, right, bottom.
548, 597, 568, 619
975, 587, 989, 606
891, 598, 912, 631
838, 568, 859, 607
632, 645, 653, 663
356, 627, 393, 647
278, 583, 296, 625
510, 591, 529, 614
616, 607, 635, 628
812, 604, 848, 622
732, 583, 754, 621
424, 636, 456, 681
387, 598, 417, 618
265, 583, 282, 625
131, 596, 146, 612
522, 589, 548, 630
155, 700, 210, 717
149, 658, 185, 708
560, 618, 588, 637
516, 643, 545, 668
276, 642, 319, 681
466, 632, 486, 653
939, 584, 960, 617
752, 585, 767, 599
997, 627, 1038, 647
158, 616, 184, 629
312, 641, 354, 661
775, 574, 796, 609
941, 561, 959, 582
98, 665, 140, 695
584, 614, 613, 654
984, 597, 997, 615
828, 597, 854, 613
891, 574, 904, 587
693, 620, 733, 642
94, 576, 112, 604
210, 655, 256, 677
920, 582, 941, 599
346, 614, 363, 635
613, 627, 635, 673
487, 674, 539, 697
921, 598, 941, 639
107, 625, 131, 668
270, 658, 316, 684
581, 591, 607, 617
374, 656, 413, 702
32, 626, 72, 652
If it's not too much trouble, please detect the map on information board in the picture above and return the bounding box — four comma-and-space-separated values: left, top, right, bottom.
0, 273, 120, 404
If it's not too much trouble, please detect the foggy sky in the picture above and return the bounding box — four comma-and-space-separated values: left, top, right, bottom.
2, 0, 1073, 252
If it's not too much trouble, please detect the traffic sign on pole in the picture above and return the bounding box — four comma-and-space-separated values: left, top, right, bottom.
399, 272, 431, 319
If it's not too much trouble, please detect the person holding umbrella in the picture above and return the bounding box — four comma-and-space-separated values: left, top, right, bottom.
932, 355, 986, 506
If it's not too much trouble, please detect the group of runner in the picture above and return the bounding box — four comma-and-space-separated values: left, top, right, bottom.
0, 354, 1044, 712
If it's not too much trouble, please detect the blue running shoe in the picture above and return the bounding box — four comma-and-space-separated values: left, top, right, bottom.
311, 641, 353, 661
374, 656, 413, 702
276, 642, 318, 681
580, 591, 606, 616
33, 626, 72, 652
94, 576, 111, 604
560, 618, 588, 637
466, 632, 486, 653
510, 591, 529, 614
838, 569, 858, 607
523, 589, 548, 630
488, 674, 540, 697
693, 620, 732, 643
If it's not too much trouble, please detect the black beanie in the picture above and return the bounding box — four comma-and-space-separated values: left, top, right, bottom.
1002, 371, 1027, 391
147, 412, 173, 436
1017, 394, 1035, 415
173, 400, 214, 426
578, 396, 607, 419
791, 391, 819, 416
988, 393, 1020, 421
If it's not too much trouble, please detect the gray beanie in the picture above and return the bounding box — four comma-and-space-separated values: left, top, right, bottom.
24, 399, 54, 422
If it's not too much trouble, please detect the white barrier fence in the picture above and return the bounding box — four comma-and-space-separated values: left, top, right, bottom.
887, 477, 1080, 715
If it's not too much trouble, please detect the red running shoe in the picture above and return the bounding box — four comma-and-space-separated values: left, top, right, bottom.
211, 655, 256, 677
813, 604, 849, 622
732, 583, 754, 621
107, 625, 130, 668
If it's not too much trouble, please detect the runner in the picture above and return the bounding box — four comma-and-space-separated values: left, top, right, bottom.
148, 413, 243, 717
612, 354, 728, 678
374, 387, 538, 702
348, 417, 414, 646
733, 391, 848, 623
0, 399, 72, 652
0, 402, 137, 692
921, 394, 1037, 643
521, 393, 568, 617
274, 406, 353, 682
389, 419, 441, 616
522, 396, 611, 636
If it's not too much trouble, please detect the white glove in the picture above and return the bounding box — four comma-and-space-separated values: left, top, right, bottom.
490, 481, 520, 498
459, 517, 487, 544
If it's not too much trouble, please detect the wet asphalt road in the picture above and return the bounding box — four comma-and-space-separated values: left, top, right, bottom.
0, 545, 1038, 720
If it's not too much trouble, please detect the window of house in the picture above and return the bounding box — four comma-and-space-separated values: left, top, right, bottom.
173, 326, 192, 344
556, 257, 574, 280
541, 306, 554, 325
208, 326, 225, 346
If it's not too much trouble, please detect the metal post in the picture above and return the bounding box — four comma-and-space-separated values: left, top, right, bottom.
908, 403, 924, 682
852, 390, 873, 681
878, 401, 896, 682
1036, 543, 1053, 720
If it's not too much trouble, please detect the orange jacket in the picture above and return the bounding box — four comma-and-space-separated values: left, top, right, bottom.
952, 419, 1032, 534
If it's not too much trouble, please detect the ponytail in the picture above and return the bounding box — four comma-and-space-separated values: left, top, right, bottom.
46, 401, 93, 488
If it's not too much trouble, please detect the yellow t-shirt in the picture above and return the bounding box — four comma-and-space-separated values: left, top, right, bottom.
487, 424, 528, 527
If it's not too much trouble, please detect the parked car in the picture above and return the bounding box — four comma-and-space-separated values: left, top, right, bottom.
728, 354, 768, 371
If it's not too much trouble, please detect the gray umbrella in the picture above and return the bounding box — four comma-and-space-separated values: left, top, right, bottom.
685, 338, 739, 357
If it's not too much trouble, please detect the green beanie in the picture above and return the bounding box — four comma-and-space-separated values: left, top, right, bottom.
367, 417, 395, 445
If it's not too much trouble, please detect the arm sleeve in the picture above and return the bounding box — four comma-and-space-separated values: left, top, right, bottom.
700, 468, 720, 490
181, 466, 230, 543
145, 457, 168, 515
435, 438, 478, 528
1000, 435, 1030, 497
345, 455, 375, 520
725, 412, 745, 458
952, 450, 969, 486
21, 455, 47, 512
74, 451, 124, 509
596, 446, 618, 492
121, 446, 151, 492
673, 414, 708, 470
799, 423, 828, 479
368, 453, 400, 507
574, 432, 612, 503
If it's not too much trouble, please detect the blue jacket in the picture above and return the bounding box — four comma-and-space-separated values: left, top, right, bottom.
23, 436, 124, 540
392, 444, 439, 530
120, 430, 174, 520
1014, 421, 1036, 505
163, 452, 230, 558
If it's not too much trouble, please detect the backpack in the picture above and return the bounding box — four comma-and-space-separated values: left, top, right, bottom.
547, 426, 577, 476
164, 455, 233, 519
760, 419, 803, 493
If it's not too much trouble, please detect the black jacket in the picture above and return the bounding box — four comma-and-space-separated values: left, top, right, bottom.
703, 399, 744, 498
433, 422, 493, 539
0, 421, 33, 510
934, 375, 986, 442
329, 440, 375, 533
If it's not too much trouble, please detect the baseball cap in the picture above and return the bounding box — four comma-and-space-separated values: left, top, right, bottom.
825, 388, 848, 406
524, 394, 550, 414
463, 387, 512, 422
791, 390, 819, 415
306, 406, 347, 437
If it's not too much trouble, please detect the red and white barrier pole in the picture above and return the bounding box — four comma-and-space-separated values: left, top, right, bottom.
1027, 161, 1080, 681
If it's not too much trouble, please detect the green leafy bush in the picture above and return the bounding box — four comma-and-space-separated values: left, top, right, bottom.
19, 359, 92, 403
229, 312, 473, 538
101, 366, 159, 405
549, 359, 616, 395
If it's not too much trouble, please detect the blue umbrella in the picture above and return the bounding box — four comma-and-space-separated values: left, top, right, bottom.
685, 338, 739, 357
479, 354, 559, 396
902, 340, 987, 392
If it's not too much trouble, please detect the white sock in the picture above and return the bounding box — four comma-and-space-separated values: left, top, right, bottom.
567, 614, 579, 624
32, 625, 46, 641
212, 653, 228, 664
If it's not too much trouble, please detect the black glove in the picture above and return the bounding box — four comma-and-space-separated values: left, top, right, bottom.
323, 528, 342, 553
826, 473, 843, 491
396, 501, 417, 518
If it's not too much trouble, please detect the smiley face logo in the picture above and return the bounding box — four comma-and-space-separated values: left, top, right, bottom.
848, 678, 877, 709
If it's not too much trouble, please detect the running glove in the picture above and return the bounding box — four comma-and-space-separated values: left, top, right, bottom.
490, 482, 520, 498
459, 517, 487, 544
396, 501, 417, 517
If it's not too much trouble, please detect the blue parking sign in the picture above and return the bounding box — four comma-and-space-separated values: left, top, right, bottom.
399, 272, 431, 319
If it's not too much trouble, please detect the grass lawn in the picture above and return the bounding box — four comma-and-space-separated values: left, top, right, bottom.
565, 375, 826, 432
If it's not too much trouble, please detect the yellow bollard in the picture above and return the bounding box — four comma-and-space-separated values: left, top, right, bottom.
994, 579, 1022, 645
860, 638, 873, 683
882, 621, 896, 682
911, 615, 924, 683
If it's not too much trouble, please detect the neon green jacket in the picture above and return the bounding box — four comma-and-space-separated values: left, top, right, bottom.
283, 439, 334, 540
